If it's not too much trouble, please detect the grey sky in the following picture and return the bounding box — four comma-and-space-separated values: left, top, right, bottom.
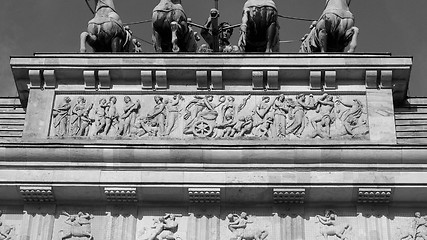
1, 0, 426, 96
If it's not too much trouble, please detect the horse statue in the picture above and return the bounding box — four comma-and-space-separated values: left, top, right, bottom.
80, 0, 128, 52
300, 0, 359, 53
238, 0, 280, 52
152, 0, 198, 52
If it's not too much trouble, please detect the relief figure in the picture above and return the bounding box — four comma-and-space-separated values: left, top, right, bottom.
164, 94, 184, 136
59, 211, 94, 240
94, 98, 108, 135
286, 94, 315, 137
335, 98, 368, 137
271, 94, 289, 138
118, 96, 140, 136
183, 95, 225, 137
310, 93, 336, 139
146, 214, 180, 240
227, 212, 268, 240
0, 211, 15, 240
398, 212, 427, 240
70, 97, 93, 136
103, 96, 119, 136
53, 96, 72, 137
316, 210, 351, 240
146, 96, 167, 136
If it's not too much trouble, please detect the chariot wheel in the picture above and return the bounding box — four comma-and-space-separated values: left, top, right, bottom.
192, 120, 213, 137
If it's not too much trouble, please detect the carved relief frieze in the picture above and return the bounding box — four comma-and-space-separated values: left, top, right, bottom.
50, 93, 370, 141
5, 207, 427, 240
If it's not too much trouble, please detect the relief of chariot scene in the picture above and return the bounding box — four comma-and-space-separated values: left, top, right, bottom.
50, 93, 369, 141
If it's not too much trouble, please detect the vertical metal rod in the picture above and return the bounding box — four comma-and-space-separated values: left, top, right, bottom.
212, 0, 220, 52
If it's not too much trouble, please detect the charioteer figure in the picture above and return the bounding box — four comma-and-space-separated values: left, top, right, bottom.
198, 9, 239, 53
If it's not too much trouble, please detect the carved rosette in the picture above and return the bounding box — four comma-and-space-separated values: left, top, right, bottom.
19, 186, 55, 202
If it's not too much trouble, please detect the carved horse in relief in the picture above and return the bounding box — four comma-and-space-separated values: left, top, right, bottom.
80, 0, 128, 52
238, 0, 280, 52
152, 0, 197, 52
58, 212, 94, 240
316, 214, 352, 240
300, 0, 359, 53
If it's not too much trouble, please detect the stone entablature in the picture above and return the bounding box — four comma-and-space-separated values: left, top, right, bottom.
10, 53, 412, 145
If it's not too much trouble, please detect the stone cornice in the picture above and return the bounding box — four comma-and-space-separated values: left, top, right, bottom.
10, 53, 412, 107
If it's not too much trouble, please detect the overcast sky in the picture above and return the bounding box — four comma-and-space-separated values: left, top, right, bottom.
1, 0, 426, 97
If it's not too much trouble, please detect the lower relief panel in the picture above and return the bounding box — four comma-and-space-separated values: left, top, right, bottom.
0, 205, 424, 240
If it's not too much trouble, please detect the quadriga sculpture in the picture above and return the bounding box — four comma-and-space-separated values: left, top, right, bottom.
300, 0, 359, 53
80, 0, 127, 52
238, 0, 280, 52
152, 0, 197, 52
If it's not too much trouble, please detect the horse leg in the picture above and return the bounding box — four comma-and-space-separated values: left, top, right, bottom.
266, 22, 278, 53
346, 26, 359, 53
80, 32, 97, 53
171, 21, 181, 53
111, 37, 123, 52
316, 17, 329, 53
152, 30, 163, 52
